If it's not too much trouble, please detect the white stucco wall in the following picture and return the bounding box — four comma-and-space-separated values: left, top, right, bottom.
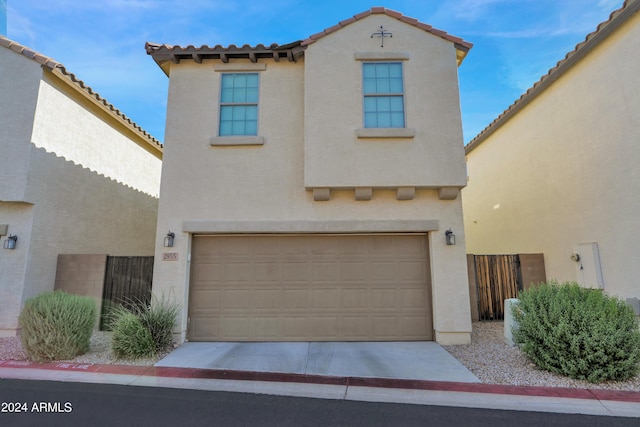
0, 46, 40, 201
463, 11, 640, 300
304, 14, 467, 189
0, 202, 33, 336
31, 72, 161, 198
153, 15, 472, 345
0, 44, 162, 335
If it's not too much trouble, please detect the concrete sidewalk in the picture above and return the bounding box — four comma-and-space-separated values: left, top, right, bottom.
1, 359, 639, 418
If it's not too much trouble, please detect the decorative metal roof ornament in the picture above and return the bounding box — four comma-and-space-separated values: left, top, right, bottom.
371, 25, 392, 47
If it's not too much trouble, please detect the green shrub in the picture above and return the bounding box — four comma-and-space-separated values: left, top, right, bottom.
512, 281, 640, 383
19, 291, 96, 362
109, 296, 179, 359
137, 298, 180, 354
110, 309, 155, 358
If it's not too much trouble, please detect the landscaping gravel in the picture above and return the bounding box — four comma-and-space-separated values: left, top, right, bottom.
1, 321, 639, 391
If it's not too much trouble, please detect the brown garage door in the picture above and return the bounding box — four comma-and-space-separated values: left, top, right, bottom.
188, 234, 432, 341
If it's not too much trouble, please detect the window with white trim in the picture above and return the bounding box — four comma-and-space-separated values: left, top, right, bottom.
219, 73, 259, 136
362, 62, 405, 128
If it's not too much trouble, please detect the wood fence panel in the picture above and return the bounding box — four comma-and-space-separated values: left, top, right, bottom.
101, 256, 154, 329
474, 255, 521, 321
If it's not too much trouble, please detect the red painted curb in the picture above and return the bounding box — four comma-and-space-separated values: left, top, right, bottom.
2, 360, 639, 403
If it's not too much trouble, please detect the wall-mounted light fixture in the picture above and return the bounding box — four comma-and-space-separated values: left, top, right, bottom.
163, 231, 175, 248
4, 234, 17, 250
445, 229, 456, 246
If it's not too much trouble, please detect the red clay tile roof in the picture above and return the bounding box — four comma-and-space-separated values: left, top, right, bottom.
0, 35, 163, 153
301, 7, 472, 61
145, 41, 305, 75
146, 8, 473, 72
465, 0, 639, 154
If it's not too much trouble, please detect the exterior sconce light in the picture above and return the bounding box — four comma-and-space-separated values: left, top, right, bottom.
164, 231, 175, 248
445, 229, 455, 246
4, 234, 17, 250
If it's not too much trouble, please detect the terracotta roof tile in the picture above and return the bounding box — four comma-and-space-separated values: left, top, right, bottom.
465, 0, 639, 153
339, 17, 357, 27
354, 10, 372, 20
0, 35, 162, 151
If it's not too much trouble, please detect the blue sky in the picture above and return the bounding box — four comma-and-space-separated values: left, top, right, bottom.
5, 0, 624, 144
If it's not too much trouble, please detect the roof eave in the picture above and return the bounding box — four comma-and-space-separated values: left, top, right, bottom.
145, 41, 306, 77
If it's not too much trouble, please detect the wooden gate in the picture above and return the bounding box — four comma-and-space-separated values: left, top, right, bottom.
100, 256, 154, 328
474, 255, 522, 320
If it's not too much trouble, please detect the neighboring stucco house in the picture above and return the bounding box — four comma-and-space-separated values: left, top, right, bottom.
0, 36, 163, 336
463, 0, 639, 301
146, 8, 473, 345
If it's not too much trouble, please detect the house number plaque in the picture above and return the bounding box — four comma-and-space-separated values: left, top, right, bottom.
162, 252, 179, 261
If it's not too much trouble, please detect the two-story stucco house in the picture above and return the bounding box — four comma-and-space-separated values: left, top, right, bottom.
0, 36, 163, 336
463, 0, 640, 303
146, 8, 473, 345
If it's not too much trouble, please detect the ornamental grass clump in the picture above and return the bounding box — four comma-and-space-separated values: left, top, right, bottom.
18, 291, 96, 362
110, 296, 179, 359
110, 309, 155, 359
512, 281, 640, 383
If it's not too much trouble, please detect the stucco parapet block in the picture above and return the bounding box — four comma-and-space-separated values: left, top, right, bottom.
313, 188, 331, 201
396, 187, 416, 200
354, 187, 373, 201
438, 187, 460, 200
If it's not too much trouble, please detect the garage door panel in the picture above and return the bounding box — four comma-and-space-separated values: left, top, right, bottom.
282, 289, 309, 308
342, 288, 369, 309
371, 316, 401, 338
189, 234, 432, 341
312, 263, 339, 281
253, 289, 281, 309
341, 262, 369, 281
310, 288, 339, 309
190, 289, 221, 311
219, 316, 250, 340
282, 262, 310, 281
253, 263, 281, 282
400, 289, 429, 308
253, 317, 280, 339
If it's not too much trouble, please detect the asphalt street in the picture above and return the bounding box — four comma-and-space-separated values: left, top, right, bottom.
0, 379, 636, 427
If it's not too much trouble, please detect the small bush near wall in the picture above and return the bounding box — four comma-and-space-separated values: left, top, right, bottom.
110, 297, 179, 359
111, 310, 155, 358
19, 291, 96, 362
512, 281, 640, 383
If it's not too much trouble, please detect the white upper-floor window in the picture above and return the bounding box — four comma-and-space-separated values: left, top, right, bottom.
362, 62, 405, 128
219, 73, 259, 136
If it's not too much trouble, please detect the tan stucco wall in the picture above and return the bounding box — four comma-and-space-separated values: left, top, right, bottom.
31, 72, 161, 197
304, 14, 467, 189
0, 202, 33, 337
463, 11, 640, 300
153, 14, 471, 345
0, 46, 40, 201
54, 254, 108, 330
0, 45, 161, 335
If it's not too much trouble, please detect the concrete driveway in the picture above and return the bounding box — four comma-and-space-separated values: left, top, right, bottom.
155, 341, 480, 383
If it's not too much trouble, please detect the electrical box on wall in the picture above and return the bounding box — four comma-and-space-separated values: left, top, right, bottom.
0, 224, 7, 236
573, 242, 604, 289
